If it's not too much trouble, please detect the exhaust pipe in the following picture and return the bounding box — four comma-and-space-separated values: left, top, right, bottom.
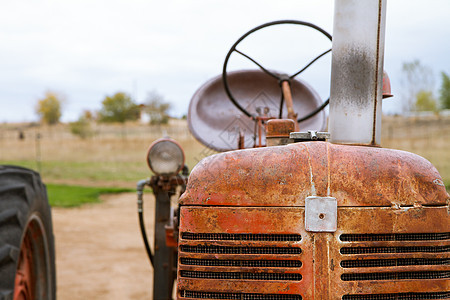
329, 0, 387, 146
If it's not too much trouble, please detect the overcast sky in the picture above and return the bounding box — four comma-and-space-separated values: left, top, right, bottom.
1, 0, 449, 123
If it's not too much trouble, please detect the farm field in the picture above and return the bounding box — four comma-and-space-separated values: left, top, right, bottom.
0, 119, 207, 188
0, 115, 449, 188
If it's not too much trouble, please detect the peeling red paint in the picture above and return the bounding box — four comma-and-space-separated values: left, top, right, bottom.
179, 142, 449, 207
177, 142, 449, 298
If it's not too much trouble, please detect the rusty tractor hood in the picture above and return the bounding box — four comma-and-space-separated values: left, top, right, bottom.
180, 142, 448, 207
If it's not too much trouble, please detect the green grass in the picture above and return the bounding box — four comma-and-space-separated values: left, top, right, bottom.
2, 160, 150, 186
46, 184, 135, 207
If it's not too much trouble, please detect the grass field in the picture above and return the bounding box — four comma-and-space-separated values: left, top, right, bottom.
46, 184, 135, 207
1, 115, 449, 191
0, 120, 207, 188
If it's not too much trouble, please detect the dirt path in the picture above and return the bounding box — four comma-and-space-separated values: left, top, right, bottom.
52, 193, 156, 299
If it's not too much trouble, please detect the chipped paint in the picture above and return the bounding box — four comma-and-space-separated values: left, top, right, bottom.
180, 142, 449, 207
433, 179, 445, 187
177, 206, 449, 298
303, 144, 317, 196
177, 141, 449, 298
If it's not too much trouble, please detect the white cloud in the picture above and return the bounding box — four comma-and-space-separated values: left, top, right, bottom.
0, 0, 448, 121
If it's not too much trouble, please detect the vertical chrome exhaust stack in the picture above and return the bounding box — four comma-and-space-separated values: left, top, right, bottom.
329, 0, 387, 146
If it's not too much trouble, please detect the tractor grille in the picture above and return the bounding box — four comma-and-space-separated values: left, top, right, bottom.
178, 207, 449, 298
179, 232, 302, 298
181, 290, 302, 299
339, 231, 450, 296
342, 292, 450, 300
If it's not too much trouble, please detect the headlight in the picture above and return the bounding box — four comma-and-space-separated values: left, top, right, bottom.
146, 138, 185, 176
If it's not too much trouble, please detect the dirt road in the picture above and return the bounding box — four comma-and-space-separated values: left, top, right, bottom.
52, 193, 156, 299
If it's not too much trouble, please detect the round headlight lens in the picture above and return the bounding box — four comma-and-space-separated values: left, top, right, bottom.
147, 138, 185, 176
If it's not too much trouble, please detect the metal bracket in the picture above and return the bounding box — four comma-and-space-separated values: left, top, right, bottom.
305, 196, 337, 232
290, 131, 330, 142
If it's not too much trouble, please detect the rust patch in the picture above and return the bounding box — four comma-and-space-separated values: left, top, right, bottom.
178, 206, 449, 298
180, 142, 448, 207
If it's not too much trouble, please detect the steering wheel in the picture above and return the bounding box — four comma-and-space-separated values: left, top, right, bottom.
222, 20, 332, 123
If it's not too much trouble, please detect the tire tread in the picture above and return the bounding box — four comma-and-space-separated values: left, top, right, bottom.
0, 208, 22, 227
0, 165, 55, 299
0, 245, 19, 267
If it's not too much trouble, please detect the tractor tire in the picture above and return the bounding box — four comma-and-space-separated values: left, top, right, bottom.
0, 166, 56, 300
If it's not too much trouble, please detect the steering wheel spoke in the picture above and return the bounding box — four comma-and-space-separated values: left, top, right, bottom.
289, 48, 332, 79
234, 49, 280, 80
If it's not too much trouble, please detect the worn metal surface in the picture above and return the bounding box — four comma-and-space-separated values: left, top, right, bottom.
177, 205, 449, 299
187, 70, 326, 152
177, 142, 449, 298
305, 196, 337, 232
281, 81, 299, 131
329, 0, 387, 146
290, 131, 330, 142
150, 180, 178, 300
146, 138, 185, 176
266, 119, 295, 147
15, 226, 35, 300
178, 206, 450, 299
382, 70, 393, 99
148, 174, 187, 300
178, 207, 307, 298
180, 142, 448, 207
177, 139, 449, 298
266, 119, 295, 139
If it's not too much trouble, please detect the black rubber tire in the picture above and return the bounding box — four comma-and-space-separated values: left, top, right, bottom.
0, 165, 56, 300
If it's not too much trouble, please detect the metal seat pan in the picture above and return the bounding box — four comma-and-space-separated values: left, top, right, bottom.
188, 69, 327, 152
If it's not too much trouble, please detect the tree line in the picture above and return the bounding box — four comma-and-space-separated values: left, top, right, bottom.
35, 90, 172, 138
35, 59, 450, 131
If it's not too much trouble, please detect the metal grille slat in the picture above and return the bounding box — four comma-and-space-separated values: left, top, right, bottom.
180, 258, 302, 268
182, 233, 301, 242
341, 271, 450, 281
180, 290, 302, 299
341, 258, 450, 268
180, 245, 301, 255
342, 292, 450, 299
340, 233, 450, 242
340, 246, 449, 255
180, 271, 302, 281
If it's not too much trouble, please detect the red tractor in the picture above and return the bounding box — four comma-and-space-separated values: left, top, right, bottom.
139, 0, 449, 299
0, 1, 447, 299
